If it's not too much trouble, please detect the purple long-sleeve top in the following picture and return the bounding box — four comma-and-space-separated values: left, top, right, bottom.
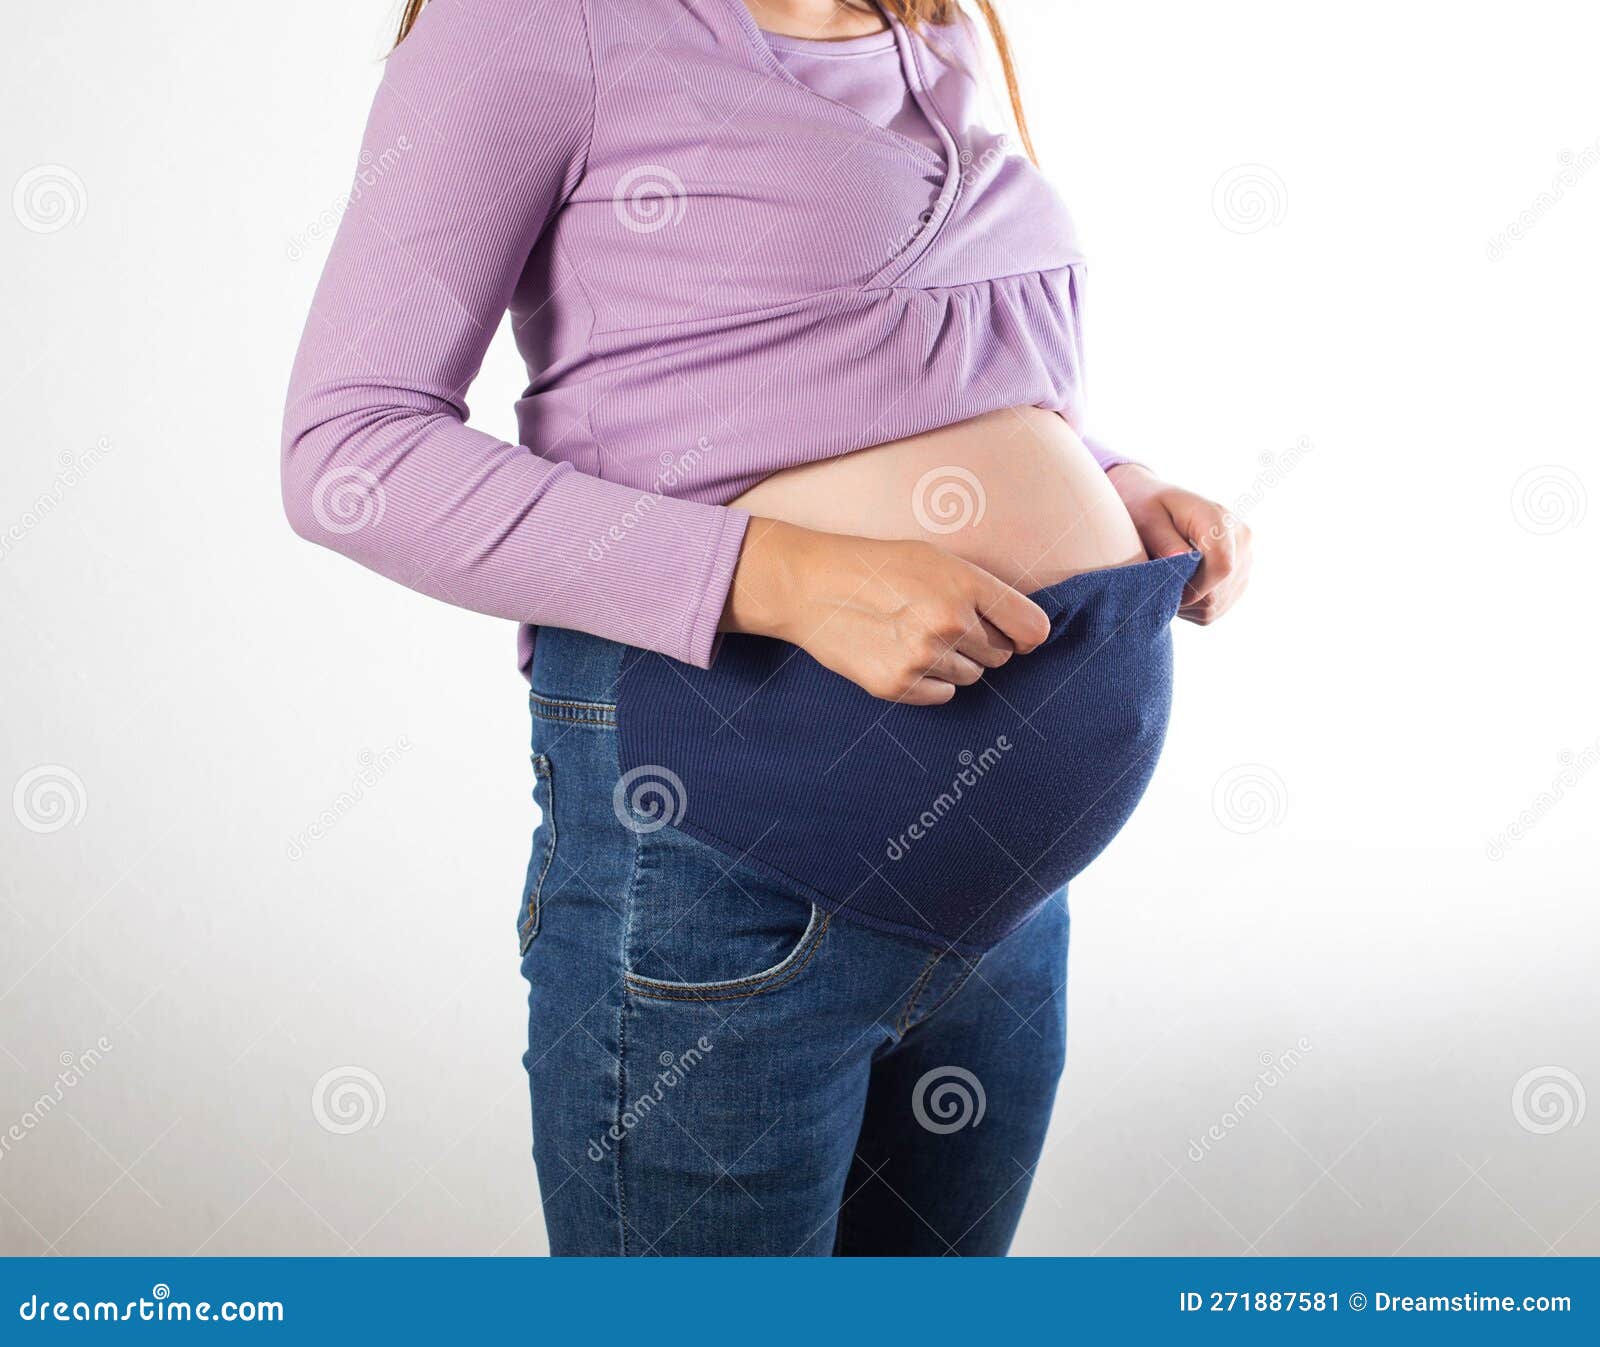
282, 0, 1126, 671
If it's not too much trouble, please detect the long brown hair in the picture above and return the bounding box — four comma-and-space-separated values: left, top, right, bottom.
392, 0, 1036, 162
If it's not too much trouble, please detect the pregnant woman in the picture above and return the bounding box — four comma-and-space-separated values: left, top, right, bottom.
283, 0, 1250, 1255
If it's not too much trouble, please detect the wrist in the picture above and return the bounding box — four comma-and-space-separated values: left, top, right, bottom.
719, 516, 810, 642
1107, 461, 1157, 488
1107, 461, 1161, 504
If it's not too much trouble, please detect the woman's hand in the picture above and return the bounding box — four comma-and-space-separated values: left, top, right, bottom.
721, 519, 1051, 705
1107, 464, 1253, 625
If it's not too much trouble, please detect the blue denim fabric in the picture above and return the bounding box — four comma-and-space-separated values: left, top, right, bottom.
520, 625, 1074, 1256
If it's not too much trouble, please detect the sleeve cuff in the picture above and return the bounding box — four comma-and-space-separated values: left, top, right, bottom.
682, 507, 750, 669
1084, 434, 1146, 474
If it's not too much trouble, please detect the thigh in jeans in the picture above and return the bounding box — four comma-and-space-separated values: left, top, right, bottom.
612, 821, 871, 1256
836, 894, 1071, 1256
518, 684, 634, 1255
519, 673, 877, 1255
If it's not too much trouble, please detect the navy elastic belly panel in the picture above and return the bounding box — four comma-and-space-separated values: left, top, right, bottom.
616, 552, 1200, 953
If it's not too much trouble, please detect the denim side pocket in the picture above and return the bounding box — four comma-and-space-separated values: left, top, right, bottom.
519, 753, 558, 954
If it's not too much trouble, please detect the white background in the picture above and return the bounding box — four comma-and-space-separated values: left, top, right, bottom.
1, 0, 1596, 1255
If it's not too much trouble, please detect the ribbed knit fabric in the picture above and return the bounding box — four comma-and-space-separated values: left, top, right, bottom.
611, 553, 1201, 952
282, 0, 1131, 672
762, 26, 947, 164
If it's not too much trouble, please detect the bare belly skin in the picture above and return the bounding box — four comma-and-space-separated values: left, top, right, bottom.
731, 406, 1145, 591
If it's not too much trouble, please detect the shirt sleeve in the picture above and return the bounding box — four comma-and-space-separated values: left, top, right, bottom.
280, 0, 748, 668
1084, 435, 1141, 474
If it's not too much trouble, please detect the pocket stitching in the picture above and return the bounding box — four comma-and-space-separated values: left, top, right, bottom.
529, 690, 618, 727
519, 754, 558, 952
624, 908, 830, 1002
900, 955, 980, 1035
895, 949, 945, 1035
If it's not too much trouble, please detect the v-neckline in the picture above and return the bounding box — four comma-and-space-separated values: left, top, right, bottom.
716, 0, 957, 178
713, 0, 965, 287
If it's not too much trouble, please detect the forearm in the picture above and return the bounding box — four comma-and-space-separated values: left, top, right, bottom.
283, 401, 748, 666
280, 0, 753, 668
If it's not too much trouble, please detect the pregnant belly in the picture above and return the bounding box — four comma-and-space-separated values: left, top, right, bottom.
730, 406, 1145, 589
603, 408, 1193, 950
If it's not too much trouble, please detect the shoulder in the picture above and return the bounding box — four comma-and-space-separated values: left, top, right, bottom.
915, 9, 984, 78
388, 0, 596, 91
375, 0, 600, 163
